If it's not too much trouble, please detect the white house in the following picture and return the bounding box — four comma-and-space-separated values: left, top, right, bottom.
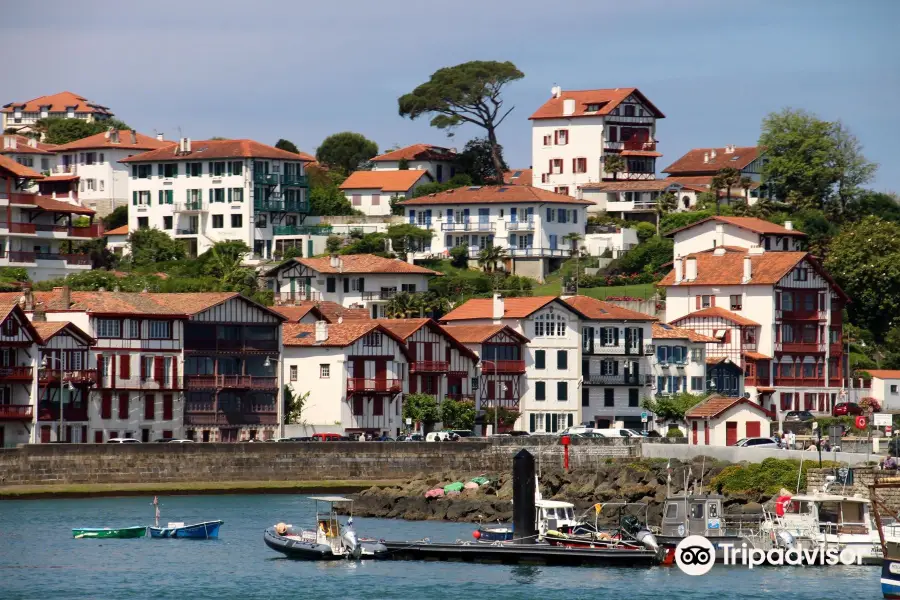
862, 370, 900, 411
53, 129, 172, 216
579, 180, 702, 219
1, 91, 113, 134
685, 395, 774, 446
530, 86, 665, 197
667, 216, 806, 258
441, 295, 586, 434
651, 322, 717, 400
339, 170, 431, 216
281, 320, 408, 437
370, 144, 457, 183
264, 254, 441, 319
0, 135, 58, 177
663, 145, 768, 203
399, 185, 590, 282
582, 224, 639, 258
121, 138, 318, 261
563, 295, 655, 430
104, 224, 129, 256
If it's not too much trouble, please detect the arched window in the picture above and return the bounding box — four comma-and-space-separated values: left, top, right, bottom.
682, 196, 690, 208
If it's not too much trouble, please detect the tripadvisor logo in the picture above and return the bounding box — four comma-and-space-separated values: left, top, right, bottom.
675, 536, 715, 576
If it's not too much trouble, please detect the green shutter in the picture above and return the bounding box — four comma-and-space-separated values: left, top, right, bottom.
186, 163, 191, 178
167, 190, 173, 204
157, 164, 163, 177
227, 188, 232, 203
199, 189, 203, 201
132, 191, 137, 206
186, 189, 190, 202
158, 190, 163, 205
227, 161, 232, 176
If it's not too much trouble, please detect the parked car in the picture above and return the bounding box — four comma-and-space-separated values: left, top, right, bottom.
448, 430, 476, 439
625, 429, 649, 438
507, 431, 531, 437
397, 433, 424, 442
733, 437, 781, 448
311, 432, 343, 442
784, 410, 816, 422
167, 439, 194, 443
833, 402, 864, 417
107, 438, 140, 444
426, 431, 453, 442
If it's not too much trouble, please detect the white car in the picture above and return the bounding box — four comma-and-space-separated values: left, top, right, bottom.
106, 438, 140, 444
167, 439, 194, 443
425, 431, 454, 442
733, 437, 781, 448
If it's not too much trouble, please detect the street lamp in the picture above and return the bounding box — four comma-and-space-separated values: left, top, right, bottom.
42, 355, 74, 443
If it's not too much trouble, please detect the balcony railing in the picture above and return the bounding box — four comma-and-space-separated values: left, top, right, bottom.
775, 341, 822, 353
174, 201, 206, 212
273, 225, 333, 236
274, 291, 321, 304
481, 360, 526, 374
603, 140, 658, 152
585, 373, 653, 386
7, 222, 36, 234
184, 402, 277, 426
39, 369, 98, 385
0, 366, 34, 381
410, 361, 449, 374
38, 405, 89, 421
175, 228, 199, 236
253, 172, 280, 185
777, 309, 823, 321
744, 376, 771, 387
440, 221, 496, 232
2, 192, 38, 205
507, 248, 570, 258
346, 378, 402, 394
281, 174, 309, 187
506, 220, 536, 231
0, 405, 33, 420
772, 377, 843, 388
97, 375, 183, 391
184, 375, 277, 390
69, 224, 102, 237
5, 251, 36, 263
585, 344, 648, 356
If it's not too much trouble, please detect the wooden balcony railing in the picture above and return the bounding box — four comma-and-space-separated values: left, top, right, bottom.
274, 291, 321, 305
184, 375, 277, 390
409, 361, 449, 373
481, 360, 526, 374
184, 402, 277, 426
0, 405, 33, 420
96, 375, 183, 391
772, 377, 844, 388
38, 405, 89, 421
0, 366, 33, 381
7, 222, 36, 234
346, 378, 402, 394
586, 373, 653, 386
38, 369, 98, 385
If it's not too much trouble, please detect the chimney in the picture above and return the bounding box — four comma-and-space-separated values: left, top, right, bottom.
315, 320, 329, 342
185, 137, 191, 152
742, 255, 752, 283
32, 306, 46, 322
130, 129, 137, 145
784, 221, 793, 231
725, 144, 735, 154
563, 98, 576, 116
3, 136, 16, 150
54, 286, 71, 309
22, 287, 34, 311
551, 85, 562, 98
329, 254, 342, 270
156, 133, 164, 141
104, 128, 112, 139
674, 256, 684, 284
27, 137, 37, 148
715, 222, 725, 247
713, 247, 727, 256
685, 257, 698, 281
703, 152, 709, 164
492, 293, 505, 320
710, 149, 717, 160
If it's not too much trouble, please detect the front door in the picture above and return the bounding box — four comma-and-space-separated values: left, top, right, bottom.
725, 422, 738, 446
220, 428, 238, 443
40, 425, 51, 443
692, 421, 698, 445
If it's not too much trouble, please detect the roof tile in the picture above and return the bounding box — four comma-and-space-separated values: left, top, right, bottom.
371, 144, 456, 162
285, 254, 440, 276
339, 169, 431, 192
863, 370, 900, 380
659, 251, 808, 287
442, 296, 563, 321
119, 139, 312, 163
663, 147, 761, 174
529, 88, 664, 120
652, 322, 719, 343
673, 306, 760, 327
282, 321, 386, 347
0, 154, 43, 178
686, 394, 773, 419
2, 91, 112, 115
665, 216, 805, 238
399, 185, 591, 206
503, 168, 532, 186
441, 324, 530, 344
53, 130, 173, 152
563, 295, 656, 321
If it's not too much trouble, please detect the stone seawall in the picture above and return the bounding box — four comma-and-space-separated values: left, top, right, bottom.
807, 467, 900, 511
0, 438, 639, 487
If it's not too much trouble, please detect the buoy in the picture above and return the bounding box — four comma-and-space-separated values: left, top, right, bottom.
472, 530, 481, 540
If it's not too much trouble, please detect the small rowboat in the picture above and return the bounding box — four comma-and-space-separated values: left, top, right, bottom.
73, 526, 147, 539
149, 520, 223, 539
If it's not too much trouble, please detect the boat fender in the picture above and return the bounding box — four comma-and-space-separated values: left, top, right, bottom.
777, 530, 795, 550
472, 530, 481, 540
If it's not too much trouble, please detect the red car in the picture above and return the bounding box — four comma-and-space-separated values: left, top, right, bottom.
833, 402, 863, 417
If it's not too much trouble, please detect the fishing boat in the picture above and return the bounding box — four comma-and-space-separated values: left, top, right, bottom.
656, 492, 760, 560
72, 526, 147, 539
264, 496, 387, 560
149, 520, 224, 539
544, 505, 660, 553
870, 476, 900, 597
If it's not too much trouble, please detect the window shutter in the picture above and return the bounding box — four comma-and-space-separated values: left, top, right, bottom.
132, 191, 137, 206
548, 159, 552, 174
154, 357, 164, 382
132, 165, 137, 177
118, 393, 128, 419
101, 392, 111, 419
144, 394, 155, 420
228, 188, 232, 203
613, 361, 619, 375
140, 357, 147, 379
696, 295, 701, 309
96, 354, 104, 383
157, 164, 163, 177
358, 277, 365, 292
227, 161, 232, 176
343, 278, 349, 293
775, 292, 781, 310
529, 413, 535, 432
199, 189, 203, 202
614, 328, 620, 346
554, 130, 558, 144
408, 209, 415, 225
120, 355, 130, 379
711, 296, 716, 307
163, 394, 173, 420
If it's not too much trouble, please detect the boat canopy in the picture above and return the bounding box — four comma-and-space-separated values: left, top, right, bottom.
309, 496, 354, 503
536, 500, 575, 509
789, 494, 871, 504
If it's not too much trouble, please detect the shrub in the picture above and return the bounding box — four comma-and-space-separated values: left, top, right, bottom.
634, 222, 656, 243
450, 244, 469, 269
666, 427, 685, 438
711, 458, 841, 496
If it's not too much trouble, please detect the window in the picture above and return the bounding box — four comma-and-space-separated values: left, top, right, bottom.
326, 278, 336, 293
782, 324, 795, 342
210, 162, 226, 177
231, 214, 243, 228
535, 350, 545, 369
604, 388, 614, 407
600, 360, 616, 376
793, 267, 808, 281
211, 188, 225, 203
557, 382, 568, 401
691, 376, 704, 391
163, 216, 173, 230
401, 284, 417, 293
657, 345, 670, 363
534, 313, 567, 338
161, 163, 178, 178
212, 215, 224, 228
352, 194, 361, 206
148, 320, 171, 339
555, 129, 568, 145
372, 193, 380, 206
363, 332, 382, 347
320, 364, 330, 378
691, 348, 703, 363
351, 277, 365, 292
572, 157, 587, 173
535, 381, 546, 401
133, 191, 151, 206
256, 213, 267, 228
601, 327, 617, 346
701, 295, 712, 309
551, 158, 563, 174
554, 186, 569, 195
157, 190, 173, 205
891, 385, 898, 395
628, 388, 639, 407
557, 350, 567, 370
730, 295, 742, 310
230, 188, 244, 202
289, 365, 297, 382
84, 152, 96, 165
96, 319, 121, 338
187, 162, 202, 177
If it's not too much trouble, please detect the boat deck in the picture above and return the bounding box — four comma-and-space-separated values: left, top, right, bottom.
381, 540, 659, 566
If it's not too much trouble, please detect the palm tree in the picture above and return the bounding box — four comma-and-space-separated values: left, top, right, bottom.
477, 245, 507, 273
740, 176, 754, 202
604, 154, 626, 181
654, 192, 677, 235
563, 232, 583, 257
385, 292, 416, 318
713, 167, 741, 212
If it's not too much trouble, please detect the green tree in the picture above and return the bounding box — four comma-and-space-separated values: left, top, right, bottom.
441, 399, 476, 430
832, 122, 878, 213
341, 232, 388, 256
477, 245, 507, 274
275, 139, 300, 154
129, 228, 186, 266
402, 393, 441, 431
825, 216, 900, 341
398, 158, 409, 170
72, 237, 117, 270
641, 392, 707, 421
711, 167, 741, 214
457, 137, 508, 184
325, 235, 343, 253
635, 221, 656, 243
450, 244, 469, 268
38, 117, 131, 145
411, 174, 474, 198
847, 192, 900, 223
603, 154, 626, 181
201, 241, 251, 288
385, 291, 426, 318
315, 132, 378, 174
398, 60, 524, 179
283, 384, 309, 425
389, 194, 407, 216
385, 223, 433, 258
102, 205, 128, 230
309, 183, 355, 216
654, 191, 677, 235
612, 236, 674, 276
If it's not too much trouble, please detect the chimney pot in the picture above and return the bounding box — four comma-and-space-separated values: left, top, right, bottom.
784, 221, 793, 231
130, 129, 137, 145
674, 256, 684, 284
710, 149, 717, 160
551, 85, 562, 98
492, 293, 505, 320
562, 98, 576, 116
685, 257, 698, 281
742, 255, 752, 283
315, 320, 329, 342
156, 133, 164, 141
703, 152, 709, 164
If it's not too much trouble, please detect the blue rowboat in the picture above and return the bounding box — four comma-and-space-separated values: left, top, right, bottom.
149, 520, 223, 539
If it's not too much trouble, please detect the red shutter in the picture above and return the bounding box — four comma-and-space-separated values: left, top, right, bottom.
118, 393, 128, 419
120, 355, 130, 379
711, 296, 716, 307
704, 421, 710, 445
775, 292, 781, 310
81, 425, 87, 444
571, 158, 576, 172
153, 357, 164, 382
140, 357, 147, 380
373, 398, 384, 416
96, 354, 104, 385
696, 296, 701, 309
409, 376, 418, 394
172, 359, 178, 390
554, 130, 558, 144
163, 394, 173, 420
144, 394, 155, 420
94, 430, 103, 443
353, 396, 364, 415
548, 159, 552, 174
101, 392, 112, 419
724, 330, 731, 344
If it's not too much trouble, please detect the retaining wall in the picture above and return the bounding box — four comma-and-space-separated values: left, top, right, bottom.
641, 442, 879, 466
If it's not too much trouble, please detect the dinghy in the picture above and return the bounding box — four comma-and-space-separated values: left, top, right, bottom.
73, 526, 147, 539
149, 520, 223, 539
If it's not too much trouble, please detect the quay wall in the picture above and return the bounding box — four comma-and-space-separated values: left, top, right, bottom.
807, 467, 900, 510
641, 442, 879, 466
0, 438, 639, 487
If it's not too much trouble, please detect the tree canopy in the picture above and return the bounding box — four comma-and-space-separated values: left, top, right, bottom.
102, 205, 128, 230
457, 137, 508, 184
398, 60, 523, 179
128, 228, 186, 266
37, 117, 132, 145
275, 138, 300, 154
315, 132, 378, 174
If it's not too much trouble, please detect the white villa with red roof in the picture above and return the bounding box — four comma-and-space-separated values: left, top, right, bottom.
664, 145, 769, 203
667, 215, 806, 258
1, 135, 59, 179
530, 86, 665, 198
1, 91, 113, 134
339, 169, 431, 217
370, 144, 458, 183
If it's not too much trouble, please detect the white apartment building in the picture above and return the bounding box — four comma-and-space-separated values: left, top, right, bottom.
651, 322, 717, 399
370, 144, 458, 183
668, 216, 806, 258
264, 254, 440, 319
1, 91, 113, 134
530, 86, 665, 198
399, 185, 590, 282
53, 129, 172, 216
122, 138, 319, 260
281, 320, 407, 437
441, 295, 586, 434
1, 135, 58, 177
564, 295, 654, 430
339, 170, 431, 216
664, 145, 768, 203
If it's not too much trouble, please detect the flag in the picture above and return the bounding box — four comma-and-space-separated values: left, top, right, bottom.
666, 459, 672, 484
594, 503, 603, 515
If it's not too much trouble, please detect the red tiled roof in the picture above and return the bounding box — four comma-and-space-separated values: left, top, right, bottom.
269, 304, 327, 323
2, 91, 112, 115
503, 168, 533, 186
743, 351, 772, 361
399, 185, 591, 206
32, 196, 95, 215
0, 304, 41, 343
665, 216, 806, 238
104, 225, 128, 236
864, 370, 900, 380
652, 323, 718, 343
664, 146, 760, 175
0, 135, 57, 155
371, 144, 456, 162
271, 302, 371, 324
529, 88, 664, 120
41, 174, 79, 182
441, 324, 530, 344
54, 130, 172, 152
280, 254, 441, 276
665, 175, 714, 187
580, 180, 681, 192
442, 296, 584, 321
31, 321, 94, 345
660, 251, 807, 287
0, 154, 43, 179
563, 295, 656, 321
377, 318, 480, 360
686, 394, 774, 419
339, 169, 431, 192
119, 139, 313, 163
673, 306, 760, 327
282, 322, 407, 356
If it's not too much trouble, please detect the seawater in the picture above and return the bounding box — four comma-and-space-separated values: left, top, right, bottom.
0, 494, 882, 599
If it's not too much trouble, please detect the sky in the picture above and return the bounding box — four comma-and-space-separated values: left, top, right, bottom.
4, 0, 899, 190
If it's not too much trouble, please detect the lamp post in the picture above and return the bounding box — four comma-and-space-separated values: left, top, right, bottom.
42, 355, 73, 443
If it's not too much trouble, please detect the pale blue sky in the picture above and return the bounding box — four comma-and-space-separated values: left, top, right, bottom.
5, 0, 899, 190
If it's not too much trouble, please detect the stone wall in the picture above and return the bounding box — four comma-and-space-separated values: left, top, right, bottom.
0, 438, 639, 487
806, 467, 900, 511
642, 442, 878, 466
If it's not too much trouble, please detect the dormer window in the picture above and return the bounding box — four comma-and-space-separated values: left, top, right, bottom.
586, 103, 601, 112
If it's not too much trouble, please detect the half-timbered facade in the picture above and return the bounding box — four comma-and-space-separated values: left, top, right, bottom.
281, 321, 408, 437
0, 303, 40, 447
651, 323, 719, 402
663, 146, 771, 203
666, 216, 806, 259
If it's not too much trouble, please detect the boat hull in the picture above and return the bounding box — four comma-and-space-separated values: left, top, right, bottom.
149, 520, 223, 539
657, 534, 757, 562
263, 528, 387, 560
883, 558, 900, 598
73, 526, 147, 539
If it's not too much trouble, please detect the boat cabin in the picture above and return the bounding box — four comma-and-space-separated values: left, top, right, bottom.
661, 494, 726, 537
537, 499, 578, 538
779, 494, 872, 535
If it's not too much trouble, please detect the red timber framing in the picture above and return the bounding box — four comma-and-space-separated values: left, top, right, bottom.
478, 329, 526, 409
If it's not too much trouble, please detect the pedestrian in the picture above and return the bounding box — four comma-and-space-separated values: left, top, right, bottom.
780, 432, 788, 449
823, 439, 832, 452
788, 430, 796, 450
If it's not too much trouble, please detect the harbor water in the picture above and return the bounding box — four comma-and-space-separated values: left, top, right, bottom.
0, 494, 883, 599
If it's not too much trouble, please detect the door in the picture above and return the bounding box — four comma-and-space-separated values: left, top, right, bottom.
289, 278, 296, 300
220, 428, 238, 443
746, 421, 761, 438
726, 421, 738, 446
692, 421, 698, 445
41, 425, 51, 444
307, 240, 313, 258
375, 359, 387, 391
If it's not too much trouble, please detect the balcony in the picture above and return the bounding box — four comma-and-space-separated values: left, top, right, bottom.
506, 220, 536, 231
507, 248, 570, 258
273, 225, 333, 236
7, 222, 36, 234
441, 221, 496, 232
174, 201, 206, 212
603, 140, 658, 152
777, 309, 823, 321
254, 172, 280, 186
481, 360, 526, 374
744, 376, 771, 387
5, 251, 36, 263
97, 375, 183, 391
347, 378, 402, 394
184, 374, 277, 391
410, 361, 449, 374
38, 405, 89, 421
585, 373, 653, 386
184, 337, 279, 352
69, 224, 102, 238
584, 344, 648, 356
281, 174, 309, 187
0, 366, 33, 381
184, 402, 277, 426
39, 369, 98, 385
775, 341, 822, 354
274, 291, 321, 305
254, 199, 284, 212
175, 228, 198, 236
772, 377, 843, 388
0, 405, 33, 420
0, 192, 38, 206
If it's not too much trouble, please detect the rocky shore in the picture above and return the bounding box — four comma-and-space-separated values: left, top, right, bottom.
346, 458, 770, 524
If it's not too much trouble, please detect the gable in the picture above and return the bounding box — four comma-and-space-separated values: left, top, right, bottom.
190, 296, 284, 324
0, 307, 36, 345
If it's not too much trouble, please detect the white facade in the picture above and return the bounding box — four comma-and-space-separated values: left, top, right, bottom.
0, 306, 40, 447
582, 226, 638, 258
371, 160, 455, 183
671, 218, 804, 259
56, 144, 151, 216
686, 400, 773, 446
651, 333, 708, 398
864, 372, 900, 411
